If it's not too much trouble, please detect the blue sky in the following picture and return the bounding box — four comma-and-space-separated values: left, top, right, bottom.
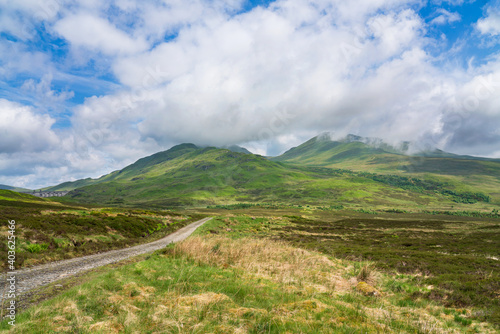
0, 0, 499, 188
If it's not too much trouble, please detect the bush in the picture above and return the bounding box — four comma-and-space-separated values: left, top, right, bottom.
25, 243, 49, 253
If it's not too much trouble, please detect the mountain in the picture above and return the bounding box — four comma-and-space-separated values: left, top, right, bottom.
46, 144, 253, 192
39, 134, 500, 209
60, 144, 317, 207
0, 184, 31, 192
222, 145, 252, 154
272, 134, 400, 167
272, 134, 500, 205
272, 133, 500, 174
0, 189, 50, 203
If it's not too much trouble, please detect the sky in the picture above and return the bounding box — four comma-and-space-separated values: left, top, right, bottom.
0, 0, 499, 189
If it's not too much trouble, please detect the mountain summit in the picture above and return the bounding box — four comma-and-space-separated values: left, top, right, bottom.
271, 134, 404, 168
272, 134, 499, 170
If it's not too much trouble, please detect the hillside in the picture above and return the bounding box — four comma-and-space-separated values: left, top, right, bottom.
272, 134, 500, 205
42, 177, 105, 192
271, 135, 397, 167
272, 134, 500, 169
0, 184, 31, 192
45, 144, 252, 192
0, 188, 204, 269
0, 189, 51, 203
61, 144, 311, 207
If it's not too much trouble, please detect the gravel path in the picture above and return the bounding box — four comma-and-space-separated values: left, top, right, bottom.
0, 217, 211, 304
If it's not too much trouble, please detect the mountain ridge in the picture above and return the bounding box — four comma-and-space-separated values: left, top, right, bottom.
45, 134, 500, 193
272, 134, 500, 172
276, 133, 500, 161
35, 133, 500, 209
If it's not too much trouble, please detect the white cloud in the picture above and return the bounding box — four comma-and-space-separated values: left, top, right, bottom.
20, 74, 74, 112
0, 99, 59, 153
477, 9, 500, 36
431, 0, 465, 5
54, 13, 149, 56
70, 0, 500, 161
367, 9, 424, 60
89, 3, 427, 151
431, 8, 461, 25
0, 0, 63, 40
0, 39, 51, 79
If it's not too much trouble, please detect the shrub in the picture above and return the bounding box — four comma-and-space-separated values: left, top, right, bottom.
25, 243, 49, 253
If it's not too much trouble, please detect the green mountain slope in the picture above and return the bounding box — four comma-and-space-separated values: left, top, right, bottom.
0, 184, 31, 192
63, 145, 309, 207
222, 145, 252, 154
43, 177, 106, 192
0, 189, 51, 203
272, 135, 500, 205
273, 134, 500, 168
272, 135, 397, 167
45, 144, 252, 192
53, 142, 499, 210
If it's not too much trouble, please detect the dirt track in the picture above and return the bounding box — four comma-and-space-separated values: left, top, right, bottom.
0, 217, 211, 305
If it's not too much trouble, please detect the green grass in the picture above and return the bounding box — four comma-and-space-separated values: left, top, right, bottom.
0, 190, 52, 203
272, 135, 500, 205
25, 243, 49, 253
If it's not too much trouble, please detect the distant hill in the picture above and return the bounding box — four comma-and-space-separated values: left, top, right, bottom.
271, 134, 398, 166
0, 189, 51, 203
61, 144, 313, 207
221, 145, 253, 154
0, 184, 31, 192
46, 144, 253, 192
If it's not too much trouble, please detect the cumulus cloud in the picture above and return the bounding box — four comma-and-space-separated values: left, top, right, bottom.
0, 0, 63, 40
0, 39, 51, 79
20, 74, 74, 112
477, 8, 500, 36
0, 99, 59, 153
68, 0, 500, 159
77, 2, 428, 151
53, 13, 149, 56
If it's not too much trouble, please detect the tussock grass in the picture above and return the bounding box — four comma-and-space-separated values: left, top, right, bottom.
175, 236, 348, 292
353, 262, 379, 286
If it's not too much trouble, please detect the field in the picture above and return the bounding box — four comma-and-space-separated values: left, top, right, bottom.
3, 209, 499, 333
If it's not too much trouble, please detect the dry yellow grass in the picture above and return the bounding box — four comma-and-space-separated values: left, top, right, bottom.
174, 236, 352, 293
